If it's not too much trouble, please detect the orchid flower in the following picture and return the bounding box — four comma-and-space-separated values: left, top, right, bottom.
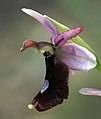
20, 8, 100, 112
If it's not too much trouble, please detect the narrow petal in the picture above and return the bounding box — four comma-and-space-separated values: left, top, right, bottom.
21, 8, 58, 39
56, 43, 97, 71
79, 88, 101, 96
55, 26, 84, 48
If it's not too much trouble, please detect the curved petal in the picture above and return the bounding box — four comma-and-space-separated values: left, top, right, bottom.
79, 88, 101, 96
21, 8, 58, 39
55, 26, 84, 48
56, 43, 97, 71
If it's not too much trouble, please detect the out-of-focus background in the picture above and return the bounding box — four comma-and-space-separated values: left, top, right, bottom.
0, 0, 101, 119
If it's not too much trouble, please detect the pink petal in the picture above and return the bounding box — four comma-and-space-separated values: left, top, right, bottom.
55, 26, 84, 48
56, 43, 97, 71
21, 8, 58, 39
79, 88, 101, 96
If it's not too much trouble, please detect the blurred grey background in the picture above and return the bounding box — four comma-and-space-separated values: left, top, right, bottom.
0, 0, 101, 119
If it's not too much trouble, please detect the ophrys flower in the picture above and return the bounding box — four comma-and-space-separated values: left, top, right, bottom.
20, 8, 99, 112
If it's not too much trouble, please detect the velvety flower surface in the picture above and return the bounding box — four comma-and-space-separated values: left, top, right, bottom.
21, 8, 97, 71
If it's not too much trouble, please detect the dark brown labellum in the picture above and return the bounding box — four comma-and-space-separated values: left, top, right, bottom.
31, 54, 69, 112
